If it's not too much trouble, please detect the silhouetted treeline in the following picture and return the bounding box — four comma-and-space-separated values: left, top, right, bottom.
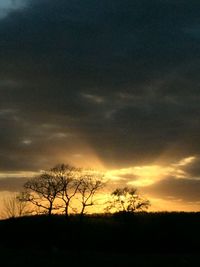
3, 164, 150, 219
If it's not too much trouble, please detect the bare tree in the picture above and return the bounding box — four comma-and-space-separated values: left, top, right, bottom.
23, 171, 63, 216
20, 165, 106, 217
78, 170, 105, 216
50, 164, 82, 217
1, 192, 29, 219
105, 186, 150, 213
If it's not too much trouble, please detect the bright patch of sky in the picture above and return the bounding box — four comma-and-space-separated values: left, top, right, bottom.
0, 0, 27, 19
106, 156, 197, 187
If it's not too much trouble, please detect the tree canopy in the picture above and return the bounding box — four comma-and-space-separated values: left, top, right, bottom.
105, 186, 150, 213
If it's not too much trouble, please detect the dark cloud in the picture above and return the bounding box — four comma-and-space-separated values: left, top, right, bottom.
1, 0, 200, 172
141, 177, 200, 202
181, 157, 200, 178
0, 178, 28, 192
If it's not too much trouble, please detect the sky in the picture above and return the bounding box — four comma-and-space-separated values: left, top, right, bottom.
1, 0, 200, 211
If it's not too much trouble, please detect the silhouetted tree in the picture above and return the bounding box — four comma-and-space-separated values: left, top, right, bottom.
1, 192, 29, 218
51, 164, 82, 217
78, 170, 105, 216
105, 186, 150, 213
21, 164, 106, 216
23, 171, 63, 216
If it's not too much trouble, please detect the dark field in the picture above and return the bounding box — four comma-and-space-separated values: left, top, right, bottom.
0, 212, 200, 266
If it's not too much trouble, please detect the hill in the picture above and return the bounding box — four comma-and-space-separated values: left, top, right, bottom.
0, 212, 200, 266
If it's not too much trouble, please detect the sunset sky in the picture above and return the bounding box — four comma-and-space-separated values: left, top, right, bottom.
1, 0, 200, 211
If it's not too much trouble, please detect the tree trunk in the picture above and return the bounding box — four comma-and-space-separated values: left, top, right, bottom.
80, 204, 86, 216
65, 204, 69, 218
48, 202, 53, 216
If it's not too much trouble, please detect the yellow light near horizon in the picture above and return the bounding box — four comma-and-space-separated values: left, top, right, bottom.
0, 154, 198, 217
133, 165, 165, 178
105, 155, 197, 188
0, 171, 37, 179
174, 156, 196, 167
105, 164, 173, 187
148, 197, 200, 212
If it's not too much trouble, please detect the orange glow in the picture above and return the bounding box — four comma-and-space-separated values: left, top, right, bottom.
0, 155, 199, 215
